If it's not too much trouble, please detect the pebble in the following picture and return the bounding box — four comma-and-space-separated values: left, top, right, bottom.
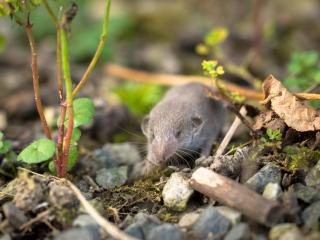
95, 166, 128, 189
103, 143, 141, 166
73, 214, 98, 228
2, 202, 28, 230
54, 226, 101, 240
289, 183, 320, 203
278, 228, 303, 240
263, 183, 282, 201
269, 223, 299, 240
146, 223, 183, 240
191, 207, 230, 240
245, 163, 282, 193
305, 160, 320, 188
215, 206, 241, 225
178, 212, 200, 229
225, 223, 251, 240
49, 182, 77, 208
125, 223, 144, 239
302, 200, 320, 227
0, 234, 11, 240
162, 172, 194, 211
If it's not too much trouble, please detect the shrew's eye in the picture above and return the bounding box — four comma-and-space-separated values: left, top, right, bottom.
176, 130, 182, 138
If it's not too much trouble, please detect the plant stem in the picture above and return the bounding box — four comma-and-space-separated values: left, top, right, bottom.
25, 24, 52, 140
42, 0, 58, 26
72, 0, 111, 97
60, 29, 74, 178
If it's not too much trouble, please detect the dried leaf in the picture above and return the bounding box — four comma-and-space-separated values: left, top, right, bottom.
262, 75, 320, 132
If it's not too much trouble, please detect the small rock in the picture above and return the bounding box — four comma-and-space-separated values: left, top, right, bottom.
192, 207, 230, 240
95, 166, 128, 189
103, 143, 141, 166
263, 183, 282, 201
178, 212, 200, 229
278, 228, 303, 240
73, 214, 97, 227
305, 160, 320, 188
54, 226, 101, 240
289, 183, 320, 203
211, 151, 242, 179
269, 223, 299, 240
125, 223, 144, 239
146, 223, 182, 240
13, 175, 44, 212
49, 182, 77, 208
302, 200, 320, 227
281, 191, 301, 223
162, 172, 194, 211
216, 206, 241, 225
2, 202, 28, 230
0, 234, 11, 240
245, 163, 282, 193
127, 212, 161, 237
225, 223, 251, 240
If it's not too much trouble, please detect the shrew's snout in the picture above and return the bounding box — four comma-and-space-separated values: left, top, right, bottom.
151, 137, 178, 166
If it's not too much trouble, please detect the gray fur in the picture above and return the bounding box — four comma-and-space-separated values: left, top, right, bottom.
142, 83, 227, 168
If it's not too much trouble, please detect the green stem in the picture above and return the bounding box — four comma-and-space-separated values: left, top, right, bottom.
72, 0, 111, 97
60, 29, 74, 178
42, 0, 58, 27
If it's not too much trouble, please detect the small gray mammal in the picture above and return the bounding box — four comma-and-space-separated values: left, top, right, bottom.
141, 82, 227, 172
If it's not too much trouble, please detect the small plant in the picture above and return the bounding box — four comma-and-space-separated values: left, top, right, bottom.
260, 128, 282, 152
0, 131, 17, 177
284, 51, 320, 91
0, 0, 111, 178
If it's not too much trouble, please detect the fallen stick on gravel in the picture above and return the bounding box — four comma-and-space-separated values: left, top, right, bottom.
214, 106, 247, 159
66, 180, 137, 240
189, 167, 282, 226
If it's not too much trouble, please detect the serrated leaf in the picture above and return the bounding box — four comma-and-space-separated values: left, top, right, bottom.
18, 139, 56, 164
64, 98, 95, 128
48, 143, 78, 173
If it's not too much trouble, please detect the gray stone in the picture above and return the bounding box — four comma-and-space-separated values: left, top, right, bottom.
215, 206, 241, 225
146, 223, 182, 240
73, 214, 97, 227
0, 234, 11, 240
245, 163, 282, 193
128, 212, 161, 237
2, 202, 28, 230
289, 183, 320, 203
125, 223, 144, 240
263, 183, 282, 201
278, 229, 303, 240
305, 160, 320, 188
192, 207, 230, 240
162, 172, 194, 211
95, 166, 128, 189
54, 226, 101, 240
269, 223, 299, 240
178, 212, 200, 229
225, 223, 251, 240
103, 143, 141, 166
302, 201, 320, 226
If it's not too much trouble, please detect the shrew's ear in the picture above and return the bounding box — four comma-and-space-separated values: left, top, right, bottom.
141, 115, 150, 136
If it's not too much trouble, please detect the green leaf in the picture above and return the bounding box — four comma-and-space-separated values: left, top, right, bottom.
71, 128, 81, 142
0, 131, 3, 141
204, 28, 228, 47
65, 98, 95, 128
48, 143, 78, 173
0, 140, 12, 154
18, 139, 56, 164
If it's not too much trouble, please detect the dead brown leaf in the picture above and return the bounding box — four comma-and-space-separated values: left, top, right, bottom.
261, 75, 320, 132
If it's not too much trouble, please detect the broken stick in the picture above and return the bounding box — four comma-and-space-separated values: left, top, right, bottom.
189, 167, 282, 226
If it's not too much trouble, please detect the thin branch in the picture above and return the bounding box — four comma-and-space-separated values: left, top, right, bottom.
214, 106, 247, 158
25, 24, 52, 139
65, 180, 138, 240
72, 0, 111, 97
42, 0, 58, 26
60, 29, 74, 178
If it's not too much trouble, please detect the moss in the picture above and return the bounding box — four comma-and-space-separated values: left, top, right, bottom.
283, 146, 320, 172
55, 207, 78, 228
